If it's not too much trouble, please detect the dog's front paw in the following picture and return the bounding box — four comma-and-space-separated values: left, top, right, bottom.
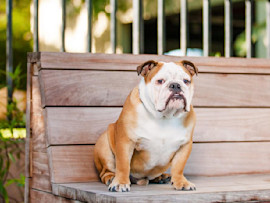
171, 176, 196, 191
108, 179, 131, 192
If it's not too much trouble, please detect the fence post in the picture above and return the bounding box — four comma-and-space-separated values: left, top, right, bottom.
6, 0, 13, 109
86, 0, 92, 52
181, 0, 187, 56
157, 0, 165, 55
267, 0, 270, 58
203, 0, 211, 56
133, 0, 144, 54
110, 0, 117, 53
224, 0, 232, 57
245, 0, 252, 58
34, 0, 39, 52
61, 0, 66, 52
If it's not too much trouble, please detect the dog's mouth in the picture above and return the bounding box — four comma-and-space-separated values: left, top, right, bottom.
158, 93, 187, 112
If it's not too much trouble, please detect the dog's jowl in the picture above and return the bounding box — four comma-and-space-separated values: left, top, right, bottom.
94, 60, 198, 192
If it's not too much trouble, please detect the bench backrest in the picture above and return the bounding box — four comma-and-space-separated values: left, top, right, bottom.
27, 52, 270, 185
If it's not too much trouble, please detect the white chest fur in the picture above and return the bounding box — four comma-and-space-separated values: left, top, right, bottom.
134, 103, 190, 171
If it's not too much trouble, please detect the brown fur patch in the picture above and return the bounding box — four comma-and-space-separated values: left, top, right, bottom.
183, 105, 196, 128
145, 62, 164, 84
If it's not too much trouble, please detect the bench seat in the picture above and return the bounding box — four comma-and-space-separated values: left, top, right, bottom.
52, 174, 270, 202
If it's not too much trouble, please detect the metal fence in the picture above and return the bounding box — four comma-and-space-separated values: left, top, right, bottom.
5, 0, 270, 101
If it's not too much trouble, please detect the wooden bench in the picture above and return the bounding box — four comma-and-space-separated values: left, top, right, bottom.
25, 52, 270, 202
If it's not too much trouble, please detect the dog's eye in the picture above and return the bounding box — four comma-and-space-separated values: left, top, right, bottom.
183, 79, 190, 85
156, 79, 165, 85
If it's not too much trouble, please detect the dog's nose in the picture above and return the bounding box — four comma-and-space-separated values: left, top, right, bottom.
169, 83, 181, 92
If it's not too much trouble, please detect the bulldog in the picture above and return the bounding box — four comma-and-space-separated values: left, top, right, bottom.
94, 59, 198, 192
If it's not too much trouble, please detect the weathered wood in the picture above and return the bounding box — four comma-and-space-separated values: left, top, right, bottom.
31, 76, 47, 152
39, 70, 140, 107
32, 151, 49, 176
39, 70, 270, 107
45, 107, 120, 145
45, 107, 270, 146
30, 189, 80, 203
185, 142, 270, 176
47, 142, 270, 183
52, 174, 270, 202
48, 145, 98, 183
28, 52, 270, 73
31, 174, 52, 192
27, 52, 270, 201
25, 63, 32, 203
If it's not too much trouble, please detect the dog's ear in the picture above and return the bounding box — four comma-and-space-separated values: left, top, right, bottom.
137, 60, 158, 76
181, 60, 198, 76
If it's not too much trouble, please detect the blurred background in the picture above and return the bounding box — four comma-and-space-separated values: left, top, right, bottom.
0, 0, 270, 202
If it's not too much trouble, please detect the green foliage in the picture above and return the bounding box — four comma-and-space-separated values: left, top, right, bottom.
0, 0, 32, 90
0, 130, 25, 203
234, 21, 266, 57
0, 63, 26, 202
0, 100, 25, 202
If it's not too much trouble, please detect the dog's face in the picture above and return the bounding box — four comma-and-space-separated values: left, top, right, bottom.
137, 60, 198, 118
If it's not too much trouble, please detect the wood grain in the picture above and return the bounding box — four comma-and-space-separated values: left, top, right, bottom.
45, 107, 270, 146
39, 70, 270, 107
185, 142, 270, 176
39, 70, 140, 107
32, 151, 50, 176
48, 143, 270, 183
31, 76, 47, 152
48, 145, 99, 183
52, 174, 270, 202
30, 189, 79, 203
31, 174, 52, 192
45, 107, 120, 145
25, 63, 32, 203
29, 52, 270, 74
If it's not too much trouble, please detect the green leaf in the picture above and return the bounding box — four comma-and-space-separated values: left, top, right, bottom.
8, 153, 15, 163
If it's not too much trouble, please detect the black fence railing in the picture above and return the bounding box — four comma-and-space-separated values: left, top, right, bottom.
5, 0, 270, 104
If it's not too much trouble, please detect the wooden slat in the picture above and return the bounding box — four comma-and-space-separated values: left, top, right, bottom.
30, 189, 79, 203
32, 76, 47, 152
45, 107, 270, 146
45, 107, 120, 145
39, 70, 270, 107
39, 70, 140, 107
33, 152, 50, 176
25, 63, 32, 203
193, 73, 270, 107
48, 143, 270, 183
48, 145, 98, 183
185, 142, 270, 176
32, 174, 52, 192
27, 52, 270, 72
52, 174, 270, 202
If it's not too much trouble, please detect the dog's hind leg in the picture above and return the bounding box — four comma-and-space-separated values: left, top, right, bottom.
94, 124, 116, 185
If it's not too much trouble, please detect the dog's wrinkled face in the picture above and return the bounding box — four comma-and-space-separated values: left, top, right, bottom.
137, 60, 198, 118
